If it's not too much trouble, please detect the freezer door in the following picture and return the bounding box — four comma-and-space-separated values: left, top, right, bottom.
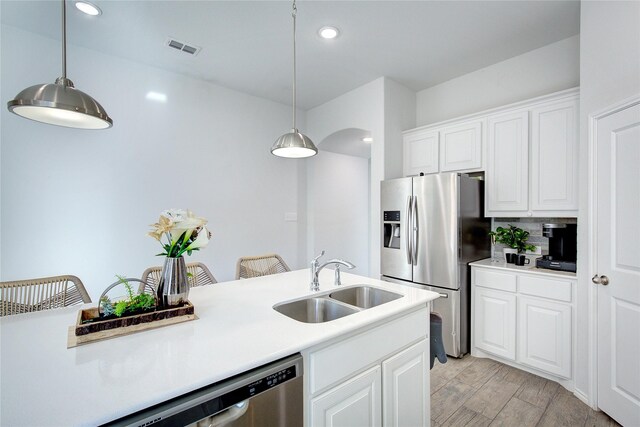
412, 174, 459, 289
381, 178, 413, 281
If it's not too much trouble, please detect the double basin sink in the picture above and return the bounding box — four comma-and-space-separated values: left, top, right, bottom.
273, 285, 403, 324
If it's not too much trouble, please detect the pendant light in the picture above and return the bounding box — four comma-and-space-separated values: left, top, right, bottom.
7, 0, 112, 129
271, 0, 317, 158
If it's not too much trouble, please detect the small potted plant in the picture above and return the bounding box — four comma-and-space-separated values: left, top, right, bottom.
489, 225, 536, 261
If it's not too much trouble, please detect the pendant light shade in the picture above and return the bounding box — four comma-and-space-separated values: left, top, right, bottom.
271, 129, 317, 158
271, 0, 317, 158
6, 0, 112, 129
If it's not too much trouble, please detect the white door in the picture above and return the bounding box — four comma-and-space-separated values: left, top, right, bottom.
473, 286, 517, 360
530, 99, 579, 214
439, 120, 483, 172
382, 339, 429, 427
594, 99, 640, 427
486, 110, 529, 214
310, 365, 382, 427
404, 131, 439, 176
517, 296, 572, 378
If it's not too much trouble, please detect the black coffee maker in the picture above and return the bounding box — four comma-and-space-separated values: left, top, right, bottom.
536, 223, 577, 272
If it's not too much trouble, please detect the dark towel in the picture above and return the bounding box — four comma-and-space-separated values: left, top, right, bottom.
430, 312, 447, 369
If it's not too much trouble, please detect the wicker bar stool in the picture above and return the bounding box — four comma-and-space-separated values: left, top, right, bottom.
0, 275, 91, 316
139, 262, 217, 293
235, 253, 290, 279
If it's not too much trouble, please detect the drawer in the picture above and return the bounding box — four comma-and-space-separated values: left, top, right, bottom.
518, 275, 573, 302
473, 268, 517, 292
308, 307, 428, 395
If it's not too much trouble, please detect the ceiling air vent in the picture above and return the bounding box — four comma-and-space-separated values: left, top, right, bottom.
166, 37, 201, 56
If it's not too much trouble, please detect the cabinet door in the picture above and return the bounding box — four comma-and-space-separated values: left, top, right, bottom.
530, 99, 578, 214
486, 111, 529, 214
403, 131, 439, 176
440, 120, 483, 172
311, 365, 382, 427
518, 296, 572, 378
473, 286, 517, 360
382, 340, 429, 427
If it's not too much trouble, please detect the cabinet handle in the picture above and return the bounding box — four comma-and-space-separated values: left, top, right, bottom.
592, 274, 609, 286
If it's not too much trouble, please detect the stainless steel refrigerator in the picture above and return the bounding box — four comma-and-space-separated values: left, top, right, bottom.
381, 173, 490, 357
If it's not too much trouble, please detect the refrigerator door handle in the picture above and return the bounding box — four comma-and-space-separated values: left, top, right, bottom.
412, 195, 419, 265
405, 195, 412, 264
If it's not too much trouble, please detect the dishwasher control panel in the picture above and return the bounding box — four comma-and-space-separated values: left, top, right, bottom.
248, 365, 297, 396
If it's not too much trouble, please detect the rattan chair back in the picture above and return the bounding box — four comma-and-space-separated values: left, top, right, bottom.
140, 262, 217, 293
0, 275, 91, 316
235, 253, 291, 279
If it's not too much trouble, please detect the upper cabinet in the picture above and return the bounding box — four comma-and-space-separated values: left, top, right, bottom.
530, 100, 579, 212
403, 88, 579, 218
403, 130, 439, 176
486, 96, 579, 217
402, 119, 484, 176
487, 111, 529, 212
440, 120, 484, 172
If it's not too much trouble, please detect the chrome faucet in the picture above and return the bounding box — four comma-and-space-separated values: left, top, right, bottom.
310, 250, 355, 291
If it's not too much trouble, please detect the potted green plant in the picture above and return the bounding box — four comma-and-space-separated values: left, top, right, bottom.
489, 224, 536, 260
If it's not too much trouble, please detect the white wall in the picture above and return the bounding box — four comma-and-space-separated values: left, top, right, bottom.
416, 35, 580, 126
306, 78, 385, 277
1, 25, 304, 299
384, 79, 416, 180
576, 0, 640, 406
306, 151, 370, 276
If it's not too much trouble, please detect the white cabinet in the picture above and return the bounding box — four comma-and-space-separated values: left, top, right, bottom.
485, 95, 579, 217
304, 307, 430, 426
471, 265, 575, 384
311, 366, 382, 427
486, 111, 529, 212
402, 119, 483, 176
473, 286, 517, 360
404, 130, 439, 176
530, 99, 579, 212
440, 120, 484, 172
382, 340, 429, 427
518, 296, 572, 378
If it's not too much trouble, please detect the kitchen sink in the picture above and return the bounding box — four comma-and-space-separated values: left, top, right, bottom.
329, 286, 402, 309
273, 297, 359, 324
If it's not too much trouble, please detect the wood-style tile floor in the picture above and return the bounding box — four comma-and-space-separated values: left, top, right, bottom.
430, 355, 621, 427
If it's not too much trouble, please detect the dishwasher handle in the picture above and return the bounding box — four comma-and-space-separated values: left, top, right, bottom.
196, 401, 249, 427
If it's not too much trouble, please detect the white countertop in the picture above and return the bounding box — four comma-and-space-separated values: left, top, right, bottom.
0, 269, 438, 426
470, 258, 577, 279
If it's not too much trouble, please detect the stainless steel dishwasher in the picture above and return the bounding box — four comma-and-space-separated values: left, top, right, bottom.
103, 354, 303, 427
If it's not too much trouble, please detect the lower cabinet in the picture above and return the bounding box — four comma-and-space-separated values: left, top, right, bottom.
518, 296, 572, 378
304, 307, 430, 426
473, 286, 517, 361
382, 341, 429, 427
311, 366, 382, 427
471, 265, 574, 382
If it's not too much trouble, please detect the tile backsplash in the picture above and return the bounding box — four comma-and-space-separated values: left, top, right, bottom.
490, 217, 577, 258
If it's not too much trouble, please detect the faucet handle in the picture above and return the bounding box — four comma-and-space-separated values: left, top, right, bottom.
312, 250, 325, 264
334, 265, 341, 286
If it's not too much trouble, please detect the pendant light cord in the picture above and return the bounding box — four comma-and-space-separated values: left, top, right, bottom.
61, 0, 67, 79
292, 0, 297, 130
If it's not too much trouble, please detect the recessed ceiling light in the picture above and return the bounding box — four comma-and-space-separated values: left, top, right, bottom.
362, 137, 373, 143
146, 91, 167, 103
74, 1, 102, 16
318, 26, 339, 40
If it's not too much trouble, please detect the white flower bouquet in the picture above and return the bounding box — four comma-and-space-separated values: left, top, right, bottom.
148, 209, 211, 258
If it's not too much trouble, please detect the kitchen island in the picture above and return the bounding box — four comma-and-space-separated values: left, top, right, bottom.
0, 269, 438, 426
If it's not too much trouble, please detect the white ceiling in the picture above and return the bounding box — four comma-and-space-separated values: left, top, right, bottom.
1, 0, 580, 110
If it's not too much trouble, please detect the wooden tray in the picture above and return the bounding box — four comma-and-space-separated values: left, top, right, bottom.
67, 302, 196, 348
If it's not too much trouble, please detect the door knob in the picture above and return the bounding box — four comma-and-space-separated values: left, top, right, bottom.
592, 274, 610, 286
